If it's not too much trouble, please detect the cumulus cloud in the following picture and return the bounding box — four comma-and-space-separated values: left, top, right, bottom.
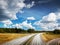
21, 20, 35, 29
12, 24, 23, 28
27, 17, 35, 20
0, 0, 35, 21
34, 22, 58, 30
0, 0, 25, 20
1, 20, 13, 27
12, 20, 35, 29
56, 13, 60, 20
34, 12, 60, 30
2, 20, 12, 25
26, 1, 35, 8
42, 13, 57, 22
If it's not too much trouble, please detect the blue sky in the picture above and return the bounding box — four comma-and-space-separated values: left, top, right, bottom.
0, 0, 60, 31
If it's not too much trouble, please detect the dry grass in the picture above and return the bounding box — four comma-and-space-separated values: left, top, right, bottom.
42, 33, 60, 42
0, 33, 29, 44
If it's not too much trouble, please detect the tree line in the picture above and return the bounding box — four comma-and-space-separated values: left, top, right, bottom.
0, 28, 60, 34
0, 28, 40, 33
53, 29, 60, 34
45, 29, 60, 34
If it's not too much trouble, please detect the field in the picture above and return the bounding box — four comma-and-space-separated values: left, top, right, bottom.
0, 33, 29, 44
42, 33, 60, 42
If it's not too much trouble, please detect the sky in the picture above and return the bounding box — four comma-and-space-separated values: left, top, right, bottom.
0, 0, 60, 31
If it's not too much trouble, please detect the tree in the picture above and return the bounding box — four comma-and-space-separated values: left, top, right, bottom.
27, 29, 35, 33
53, 29, 60, 34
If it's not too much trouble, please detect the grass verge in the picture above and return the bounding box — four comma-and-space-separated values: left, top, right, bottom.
42, 33, 60, 42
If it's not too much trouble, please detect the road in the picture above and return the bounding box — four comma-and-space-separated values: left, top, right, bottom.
30, 33, 46, 45
1, 33, 46, 45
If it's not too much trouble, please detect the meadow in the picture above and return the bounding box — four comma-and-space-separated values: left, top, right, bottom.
0, 33, 29, 44
42, 33, 60, 42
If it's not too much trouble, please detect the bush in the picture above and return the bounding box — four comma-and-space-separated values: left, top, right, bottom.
53, 29, 60, 34
27, 29, 35, 33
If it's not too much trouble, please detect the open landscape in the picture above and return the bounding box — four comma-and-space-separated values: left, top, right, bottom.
0, 0, 60, 45
0, 28, 60, 45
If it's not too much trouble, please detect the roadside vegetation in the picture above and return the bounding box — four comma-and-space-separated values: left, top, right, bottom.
0, 28, 40, 33
42, 29, 60, 42
0, 33, 29, 44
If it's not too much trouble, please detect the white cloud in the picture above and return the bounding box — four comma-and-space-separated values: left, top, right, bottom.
12, 24, 22, 28
12, 20, 35, 29
0, 0, 35, 28
27, 17, 35, 20
21, 20, 35, 29
2, 20, 12, 25
0, 0, 35, 21
42, 13, 57, 21
26, 1, 35, 8
34, 12, 60, 31
56, 13, 60, 19
4, 24, 7, 27
0, 0, 25, 20
1, 20, 13, 27
0, 0, 7, 9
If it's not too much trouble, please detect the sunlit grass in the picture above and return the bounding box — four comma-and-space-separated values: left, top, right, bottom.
42, 33, 60, 42
0, 33, 29, 44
